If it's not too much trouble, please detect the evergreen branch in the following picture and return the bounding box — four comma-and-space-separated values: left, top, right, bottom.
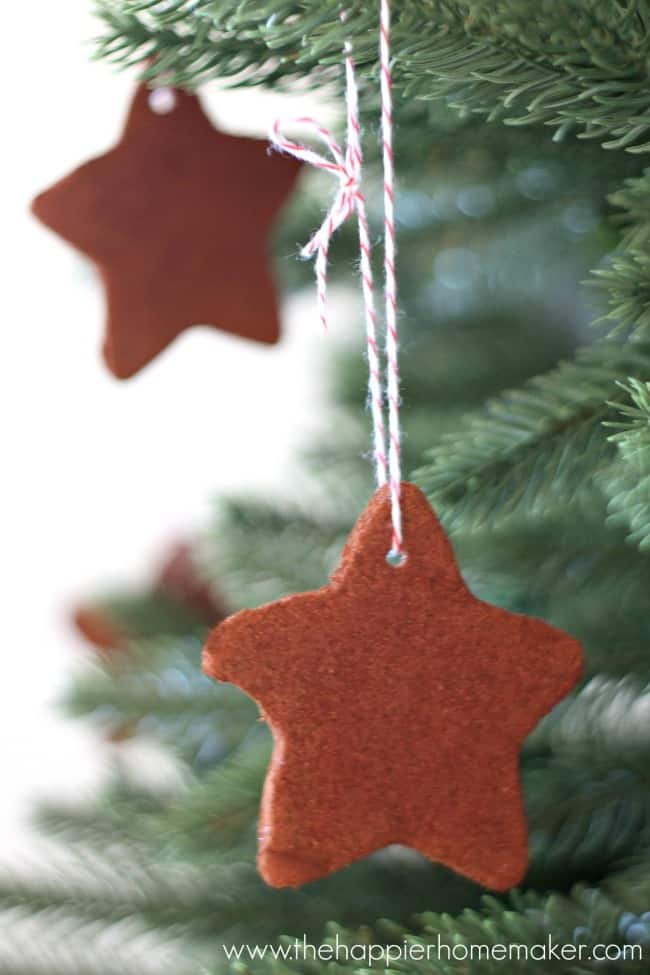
0, 900, 185, 975
83, 591, 210, 643
590, 169, 650, 340
159, 731, 270, 857
94, 1, 650, 151
404, 874, 650, 974
531, 675, 650, 759
414, 342, 650, 528
34, 780, 170, 850
593, 250, 650, 338
64, 638, 257, 765
601, 378, 650, 548
452, 511, 650, 673
522, 680, 650, 883
0, 847, 461, 960
205, 866, 650, 975
0, 868, 201, 939
202, 497, 351, 608
524, 753, 650, 887
522, 678, 650, 888
0, 851, 292, 943
337, 309, 577, 415
66, 663, 224, 719
608, 168, 650, 248
401, 1, 650, 151
0, 931, 181, 975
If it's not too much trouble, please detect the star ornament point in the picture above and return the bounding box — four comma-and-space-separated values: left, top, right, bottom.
203, 482, 584, 890
31, 85, 302, 378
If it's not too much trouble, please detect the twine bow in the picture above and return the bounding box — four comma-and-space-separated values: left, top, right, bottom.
270, 4, 403, 558
270, 44, 368, 336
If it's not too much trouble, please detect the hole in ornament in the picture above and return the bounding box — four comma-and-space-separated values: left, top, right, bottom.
386, 549, 407, 568
149, 87, 177, 115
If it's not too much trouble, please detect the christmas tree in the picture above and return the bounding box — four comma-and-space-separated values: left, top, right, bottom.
6, 1, 650, 970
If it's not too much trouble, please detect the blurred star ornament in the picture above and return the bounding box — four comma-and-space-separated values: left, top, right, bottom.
203, 483, 583, 890
74, 539, 227, 652
73, 604, 125, 653
31, 85, 301, 378
156, 541, 228, 624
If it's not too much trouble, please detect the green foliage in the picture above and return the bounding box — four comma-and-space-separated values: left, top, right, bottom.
196, 871, 650, 975
602, 377, 650, 549
415, 342, 650, 528
522, 678, 650, 886
94, 0, 650, 153
201, 498, 349, 608
65, 637, 257, 765
593, 248, 650, 339
80, 590, 209, 642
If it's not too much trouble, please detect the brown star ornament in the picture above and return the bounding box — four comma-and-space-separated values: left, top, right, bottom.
31, 85, 301, 378
203, 482, 583, 890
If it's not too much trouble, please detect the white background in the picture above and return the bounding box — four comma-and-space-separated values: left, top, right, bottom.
1, 1, 338, 852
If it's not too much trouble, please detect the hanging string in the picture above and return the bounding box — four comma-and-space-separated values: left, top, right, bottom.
379, 0, 403, 559
270, 1, 403, 559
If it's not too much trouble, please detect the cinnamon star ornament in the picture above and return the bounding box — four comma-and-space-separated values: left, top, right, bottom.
31, 85, 301, 378
203, 483, 583, 890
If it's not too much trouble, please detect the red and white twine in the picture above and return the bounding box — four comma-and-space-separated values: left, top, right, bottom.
270, 1, 403, 560
379, 0, 402, 557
